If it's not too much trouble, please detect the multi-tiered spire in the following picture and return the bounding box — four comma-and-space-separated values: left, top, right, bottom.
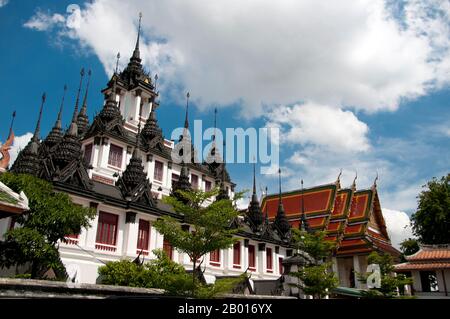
274, 168, 291, 239
44, 85, 67, 148
53, 69, 85, 166
77, 69, 92, 136
142, 95, 163, 143
118, 114, 147, 194
247, 161, 263, 231
10, 93, 46, 175
99, 73, 122, 122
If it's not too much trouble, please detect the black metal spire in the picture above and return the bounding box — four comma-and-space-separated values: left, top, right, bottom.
274, 168, 291, 239
142, 99, 163, 142
10, 93, 46, 175
247, 160, 263, 230
67, 68, 85, 136
216, 140, 229, 201
52, 69, 85, 166
300, 179, 309, 232
99, 74, 121, 121
131, 12, 142, 63
8, 111, 16, 139
45, 85, 67, 147
118, 108, 147, 193
77, 69, 91, 135
32, 92, 46, 144
171, 160, 192, 203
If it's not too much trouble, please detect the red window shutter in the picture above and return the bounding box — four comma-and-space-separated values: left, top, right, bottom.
205, 180, 212, 192
266, 248, 273, 272
95, 212, 118, 246
154, 161, 164, 181
210, 249, 220, 266
163, 238, 173, 259
84, 143, 93, 165
137, 219, 150, 253
233, 242, 241, 268
248, 245, 256, 270
108, 144, 123, 168
191, 174, 198, 189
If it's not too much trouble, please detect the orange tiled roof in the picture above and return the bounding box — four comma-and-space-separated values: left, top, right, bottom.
406, 245, 450, 261
395, 262, 450, 271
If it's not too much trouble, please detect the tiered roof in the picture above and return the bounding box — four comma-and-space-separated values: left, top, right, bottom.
395, 245, 450, 271
261, 177, 400, 257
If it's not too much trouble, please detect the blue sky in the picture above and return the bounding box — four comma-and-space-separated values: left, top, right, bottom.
1, 0, 449, 246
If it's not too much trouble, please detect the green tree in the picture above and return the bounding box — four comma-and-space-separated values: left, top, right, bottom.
289, 229, 338, 299
411, 174, 450, 244
0, 173, 96, 279
153, 188, 242, 296
399, 238, 420, 262
360, 251, 413, 298
98, 249, 244, 298
98, 249, 193, 295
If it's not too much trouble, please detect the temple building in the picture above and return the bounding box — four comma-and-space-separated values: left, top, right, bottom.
0, 15, 400, 294
0, 16, 291, 286
261, 174, 400, 289
395, 245, 450, 298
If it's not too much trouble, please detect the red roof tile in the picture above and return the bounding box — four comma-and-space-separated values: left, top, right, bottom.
406, 245, 450, 261
395, 262, 450, 271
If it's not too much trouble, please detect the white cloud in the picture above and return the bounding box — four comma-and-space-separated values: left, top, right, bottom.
24, 10, 65, 31
24, 0, 450, 117
382, 208, 414, 249
267, 103, 370, 153
10, 132, 33, 166
0, 0, 9, 8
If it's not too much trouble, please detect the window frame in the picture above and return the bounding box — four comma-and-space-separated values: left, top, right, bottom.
154, 160, 164, 182
95, 211, 119, 251
137, 219, 151, 255
108, 144, 123, 169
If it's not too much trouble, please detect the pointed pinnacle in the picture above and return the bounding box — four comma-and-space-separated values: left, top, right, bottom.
33, 93, 46, 141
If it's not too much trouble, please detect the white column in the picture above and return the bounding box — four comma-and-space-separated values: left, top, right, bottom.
85, 213, 99, 250
100, 144, 110, 168
243, 243, 248, 271
125, 219, 139, 256
223, 248, 232, 274
258, 246, 265, 278
91, 142, 100, 171
134, 93, 141, 123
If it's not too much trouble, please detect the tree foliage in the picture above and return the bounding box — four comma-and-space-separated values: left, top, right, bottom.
399, 238, 420, 262
289, 229, 338, 299
0, 173, 96, 279
98, 249, 244, 298
359, 251, 413, 298
411, 174, 450, 244
153, 187, 243, 295
291, 229, 336, 263
98, 249, 193, 295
